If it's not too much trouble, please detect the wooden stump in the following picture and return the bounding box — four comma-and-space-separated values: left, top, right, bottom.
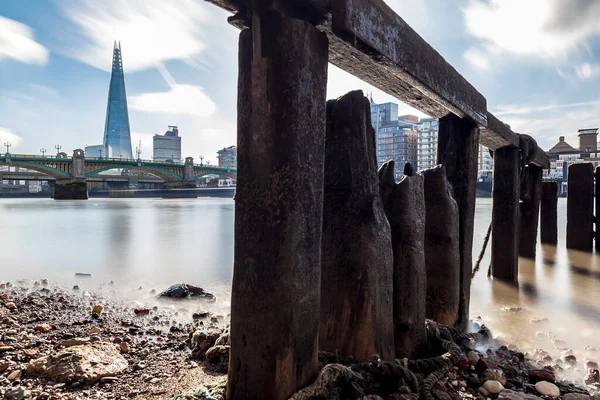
379, 160, 427, 359
596, 167, 600, 251
540, 182, 558, 245
566, 163, 594, 252
437, 114, 479, 330
319, 90, 394, 361
519, 165, 543, 258
227, 13, 328, 400
491, 147, 520, 284
421, 165, 460, 326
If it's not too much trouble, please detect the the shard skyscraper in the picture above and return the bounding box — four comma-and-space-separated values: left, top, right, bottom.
103, 41, 133, 159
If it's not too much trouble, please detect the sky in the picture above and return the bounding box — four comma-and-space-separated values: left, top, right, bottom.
0, 0, 599, 160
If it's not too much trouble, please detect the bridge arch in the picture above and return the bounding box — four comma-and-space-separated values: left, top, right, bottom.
193, 171, 237, 180
3, 161, 71, 179
85, 165, 183, 182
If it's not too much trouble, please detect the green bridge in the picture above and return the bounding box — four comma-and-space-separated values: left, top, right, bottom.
0, 150, 237, 199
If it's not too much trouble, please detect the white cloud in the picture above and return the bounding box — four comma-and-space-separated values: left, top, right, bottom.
463, 0, 600, 59
575, 63, 600, 79
0, 16, 49, 65
0, 127, 23, 147
60, 0, 214, 72
464, 47, 489, 70
129, 84, 216, 117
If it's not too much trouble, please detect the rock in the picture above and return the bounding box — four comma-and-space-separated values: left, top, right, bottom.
563, 394, 591, 400
529, 317, 548, 324
535, 381, 560, 398
191, 329, 221, 358
458, 355, 470, 372
92, 304, 103, 314
3, 386, 28, 400
528, 369, 555, 383
133, 308, 150, 316
35, 323, 52, 333
205, 345, 230, 364
0, 346, 14, 352
27, 342, 128, 383
73, 285, 80, 290
466, 375, 482, 388
89, 327, 102, 335
498, 389, 542, 400
7, 369, 22, 380
157, 283, 215, 301
0, 361, 10, 372
62, 337, 91, 347
5, 302, 16, 309
586, 361, 598, 369
483, 369, 506, 386
467, 351, 480, 365
119, 342, 131, 353
565, 355, 577, 364
483, 380, 504, 395
585, 369, 599, 384
478, 387, 490, 397
476, 358, 489, 373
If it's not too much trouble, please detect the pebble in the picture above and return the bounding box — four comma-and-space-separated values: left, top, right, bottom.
119, 342, 131, 353
7, 369, 22, 380
92, 304, 103, 314
478, 387, 490, 397
35, 323, 52, 333
89, 327, 102, 335
528, 368, 555, 383
4, 386, 28, 400
5, 301, 16, 309
565, 355, 577, 364
467, 351, 480, 365
483, 369, 506, 386
563, 394, 591, 400
483, 380, 504, 395
149, 377, 161, 384
535, 381, 560, 398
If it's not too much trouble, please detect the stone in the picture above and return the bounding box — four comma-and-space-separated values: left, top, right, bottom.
585, 368, 599, 384
565, 354, 577, 364
0, 361, 10, 372
157, 284, 215, 301
191, 329, 220, 359
467, 351, 480, 365
7, 369, 22, 380
483, 380, 504, 395
133, 308, 150, 316
479, 387, 490, 397
563, 394, 591, 400
466, 375, 482, 388
205, 345, 230, 364
35, 323, 51, 333
498, 389, 542, 400
27, 342, 128, 382
62, 337, 91, 347
535, 381, 560, 398
483, 369, 506, 386
585, 361, 599, 369
458, 355, 470, 372
5, 302, 16, 309
89, 327, 102, 335
119, 342, 130, 353
92, 304, 103, 314
3, 386, 28, 400
528, 369, 555, 383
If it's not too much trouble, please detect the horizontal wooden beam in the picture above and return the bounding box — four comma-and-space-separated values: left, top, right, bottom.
329, 0, 487, 126
480, 112, 519, 150
531, 145, 550, 169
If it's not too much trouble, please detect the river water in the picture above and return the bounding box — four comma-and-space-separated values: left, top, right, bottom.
0, 197, 598, 368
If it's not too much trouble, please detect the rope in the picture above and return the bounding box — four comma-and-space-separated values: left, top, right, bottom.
472, 221, 492, 278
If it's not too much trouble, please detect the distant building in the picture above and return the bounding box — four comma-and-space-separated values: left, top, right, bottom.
217, 146, 237, 169
84, 144, 112, 158
153, 126, 182, 162
578, 128, 598, 153
478, 145, 493, 174
417, 118, 438, 171
103, 42, 133, 159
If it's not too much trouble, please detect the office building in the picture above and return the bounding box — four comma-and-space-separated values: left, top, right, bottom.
217, 145, 237, 168
103, 42, 133, 159
153, 126, 182, 162
417, 118, 438, 171
84, 144, 112, 158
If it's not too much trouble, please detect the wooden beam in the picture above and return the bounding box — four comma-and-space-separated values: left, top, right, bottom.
480, 112, 519, 150
328, 0, 486, 125
540, 181, 558, 245
566, 163, 594, 252
519, 165, 543, 258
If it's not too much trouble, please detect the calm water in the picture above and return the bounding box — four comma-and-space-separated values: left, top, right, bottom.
0, 197, 598, 368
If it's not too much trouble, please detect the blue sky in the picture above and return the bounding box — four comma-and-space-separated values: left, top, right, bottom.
0, 0, 599, 160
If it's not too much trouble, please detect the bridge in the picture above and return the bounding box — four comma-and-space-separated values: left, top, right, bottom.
0, 151, 236, 199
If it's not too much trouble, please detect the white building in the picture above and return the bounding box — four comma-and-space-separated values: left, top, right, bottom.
478, 145, 493, 175
417, 118, 438, 171
153, 126, 182, 162
84, 144, 112, 158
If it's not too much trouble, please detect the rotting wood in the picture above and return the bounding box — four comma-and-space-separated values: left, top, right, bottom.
519, 165, 543, 259
227, 12, 328, 399
566, 163, 594, 252
379, 160, 427, 358
540, 181, 558, 245
320, 90, 394, 362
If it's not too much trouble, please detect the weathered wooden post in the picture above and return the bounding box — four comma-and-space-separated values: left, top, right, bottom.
379, 160, 426, 359
567, 163, 594, 251
227, 10, 328, 400
437, 114, 479, 330
491, 146, 520, 284
422, 165, 460, 326
320, 90, 394, 361
596, 167, 600, 251
540, 181, 558, 245
519, 165, 543, 258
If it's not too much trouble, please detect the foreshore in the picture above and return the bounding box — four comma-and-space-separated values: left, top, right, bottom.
1, 280, 599, 400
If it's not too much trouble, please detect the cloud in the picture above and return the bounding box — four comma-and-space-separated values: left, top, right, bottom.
575, 63, 600, 79
60, 0, 215, 72
0, 16, 49, 65
129, 84, 216, 117
0, 127, 23, 147
464, 47, 489, 70
463, 0, 600, 59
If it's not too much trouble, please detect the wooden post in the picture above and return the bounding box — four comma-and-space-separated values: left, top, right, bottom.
540, 181, 558, 245
519, 165, 543, 258
227, 12, 328, 400
437, 114, 479, 330
379, 160, 426, 359
567, 163, 594, 252
596, 167, 600, 251
320, 90, 394, 361
491, 146, 520, 284
422, 165, 460, 326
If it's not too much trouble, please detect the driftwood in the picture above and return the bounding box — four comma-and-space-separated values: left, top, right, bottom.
320, 90, 394, 361
421, 165, 460, 326
379, 160, 427, 358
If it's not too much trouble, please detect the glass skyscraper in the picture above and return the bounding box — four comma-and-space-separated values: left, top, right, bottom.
103, 42, 133, 159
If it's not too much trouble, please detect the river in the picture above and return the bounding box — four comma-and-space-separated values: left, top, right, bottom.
0, 197, 597, 370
